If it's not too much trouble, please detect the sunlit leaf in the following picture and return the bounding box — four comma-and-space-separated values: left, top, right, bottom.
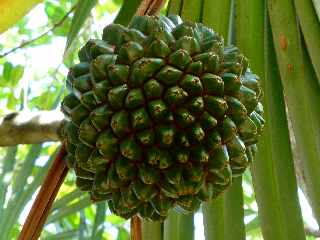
3, 62, 13, 81
116, 227, 129, 240
106, 215, 126, 225
0, 147, 56, 239
42, 230, 79, 240
10, 65, 24, 87
45, 2, 66, 22
46, 197, 92, 224
0, 0, 43, 33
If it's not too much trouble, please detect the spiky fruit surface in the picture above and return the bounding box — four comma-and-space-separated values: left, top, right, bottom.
61, 15, 264, 221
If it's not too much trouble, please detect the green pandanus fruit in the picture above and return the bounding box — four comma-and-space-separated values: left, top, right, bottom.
61, 15, 264, 221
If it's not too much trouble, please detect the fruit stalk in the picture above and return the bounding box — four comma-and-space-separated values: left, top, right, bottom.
131, 216, 142, 240
136, 0, 165, 16
18, 146, 68, 240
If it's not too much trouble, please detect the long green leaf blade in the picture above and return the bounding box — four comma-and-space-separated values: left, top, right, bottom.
65, 0, 98, 53
42, 230, 79, 240
79, 210, 87, 240
180, 0, 202, 22
113, 0, 143, 26
312, 0, 320, 21
177, 213, 194, 240
46, 196, 92, 224
0, 146, 17, 219
294, 0, 320, 84
52, 189, 83, 211
223, 177, 245, 240
202, 196, 224, 240
164, 210, 194, 240
236, 1, 307, 239
167, 0, 182, 15
252, 20, 306, 239
142, 220, 162, 240
268, 0, 320, 224
164, 210, 178, 240
235, 0, 264, 74
300, 36, 320, 220
91, 202, 106, 240
202, 0, 232, 40
12, 144, 42, 195
0, 147, 56, 240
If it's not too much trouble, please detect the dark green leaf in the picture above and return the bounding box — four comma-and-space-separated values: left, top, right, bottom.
113, 0, 143, 26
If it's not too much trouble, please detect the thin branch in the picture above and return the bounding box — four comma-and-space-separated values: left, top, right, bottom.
0, 110, 64, 146
0, 5, 76, 59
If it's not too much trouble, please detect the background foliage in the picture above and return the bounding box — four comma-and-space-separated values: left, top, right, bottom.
0, 0, 319, 239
